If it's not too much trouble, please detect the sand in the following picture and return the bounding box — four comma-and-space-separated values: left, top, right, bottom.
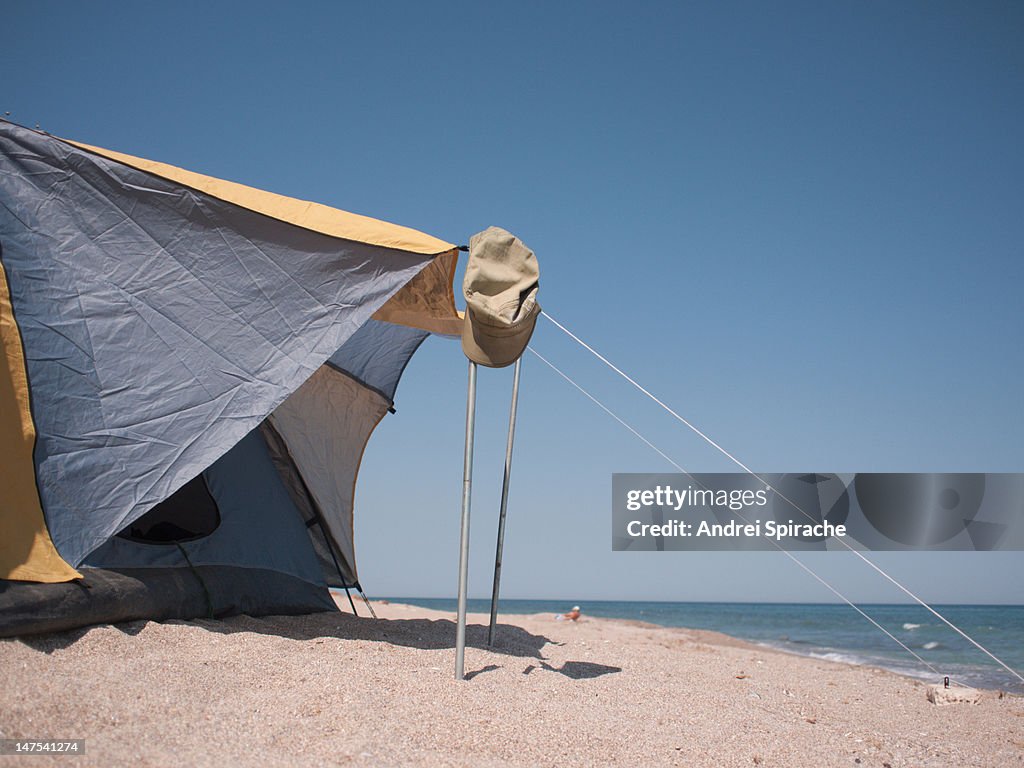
1, 599, 1022, 767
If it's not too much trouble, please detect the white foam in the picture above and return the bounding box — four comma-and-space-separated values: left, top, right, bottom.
902, 623, 921, 630
808, 651, 863, 666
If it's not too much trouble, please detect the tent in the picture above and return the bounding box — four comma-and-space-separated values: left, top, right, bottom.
0, 119, 462, 635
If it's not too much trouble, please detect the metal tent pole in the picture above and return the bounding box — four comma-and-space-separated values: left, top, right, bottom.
356, 585, 377, 619
455, 360, 478, 680
487, 357, 522, 646
342, 584, 358, 615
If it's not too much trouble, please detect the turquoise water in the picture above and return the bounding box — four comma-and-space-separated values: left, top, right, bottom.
388, 598, 1024, 694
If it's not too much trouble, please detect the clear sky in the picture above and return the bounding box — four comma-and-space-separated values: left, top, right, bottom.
5, 1, 1022, 603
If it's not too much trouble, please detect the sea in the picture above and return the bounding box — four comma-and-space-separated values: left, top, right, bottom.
387, 598, 1024, 695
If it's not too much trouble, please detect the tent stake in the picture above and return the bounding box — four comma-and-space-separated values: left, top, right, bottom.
487, 357, 522, 646
455, 361, 478, 680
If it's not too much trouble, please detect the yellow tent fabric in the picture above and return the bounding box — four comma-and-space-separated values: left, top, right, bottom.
372, 252, 464, 336
0, 262, 81, 582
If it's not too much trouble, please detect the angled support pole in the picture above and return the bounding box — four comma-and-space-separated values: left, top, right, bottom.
342, 584, 358, 615
455, 360, 478, 680
487, 356, 522, 646
356, 585, 377, 619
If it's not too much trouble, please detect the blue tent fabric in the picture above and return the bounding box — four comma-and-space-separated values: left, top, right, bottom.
328, 319, 430, 403
0, 122, 436, 567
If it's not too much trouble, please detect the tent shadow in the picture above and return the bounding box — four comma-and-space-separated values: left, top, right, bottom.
189, 612, 553, 659
16, 618, 150, 654
14, 612, 555, 660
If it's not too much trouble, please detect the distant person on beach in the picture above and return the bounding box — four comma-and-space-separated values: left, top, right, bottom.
556, 605, 581, 621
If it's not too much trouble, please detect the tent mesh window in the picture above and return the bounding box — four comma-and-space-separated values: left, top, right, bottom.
116, 475, 221, 544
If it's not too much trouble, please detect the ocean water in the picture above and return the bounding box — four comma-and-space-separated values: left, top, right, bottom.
388, 598, 1024, 694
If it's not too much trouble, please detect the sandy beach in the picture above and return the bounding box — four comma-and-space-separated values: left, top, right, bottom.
1, 598, 1022, 767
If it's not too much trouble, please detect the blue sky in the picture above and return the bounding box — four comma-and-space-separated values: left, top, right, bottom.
5, 2, 1022, 603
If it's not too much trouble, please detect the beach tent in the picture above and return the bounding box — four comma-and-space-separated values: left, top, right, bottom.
0, 119, 462, 635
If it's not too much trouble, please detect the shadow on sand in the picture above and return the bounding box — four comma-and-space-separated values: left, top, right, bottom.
19, 611, 554, 660
523, 661, 623, 679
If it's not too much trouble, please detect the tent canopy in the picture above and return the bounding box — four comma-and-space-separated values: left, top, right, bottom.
0, 119, 460, 601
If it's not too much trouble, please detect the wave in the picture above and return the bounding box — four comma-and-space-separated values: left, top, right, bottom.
902, 623, 921, 630
747, 637, 1021, 695
808, 651, 865, 666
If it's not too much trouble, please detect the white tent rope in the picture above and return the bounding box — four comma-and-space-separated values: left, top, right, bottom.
527, 347, 945, 681
538, 311, 1024, 685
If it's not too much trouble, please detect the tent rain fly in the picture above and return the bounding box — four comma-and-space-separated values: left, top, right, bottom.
0, 119, 460, 633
